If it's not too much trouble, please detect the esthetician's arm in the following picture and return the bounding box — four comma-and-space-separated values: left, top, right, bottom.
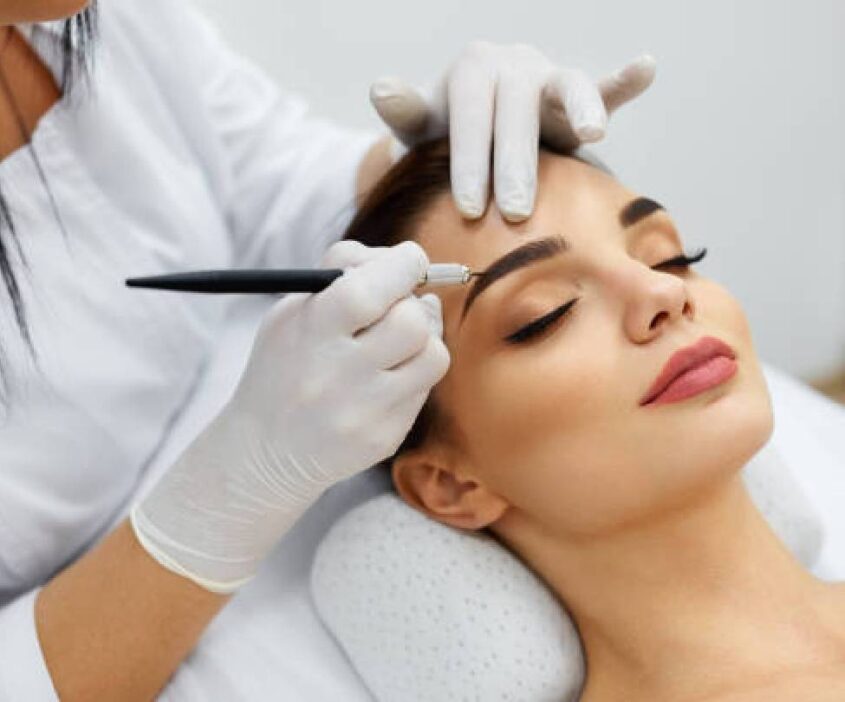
26, 139, 399, 702
28, 136, 385, 702
34, 520, 229, 701
28, 240, 446, 702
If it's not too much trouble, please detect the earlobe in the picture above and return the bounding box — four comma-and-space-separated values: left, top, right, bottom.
391, 450, 509, 531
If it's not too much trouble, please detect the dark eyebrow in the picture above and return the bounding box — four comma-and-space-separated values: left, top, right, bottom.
459, 196, 666, 324
460, 235, 568, 322
619, 196, 665, 227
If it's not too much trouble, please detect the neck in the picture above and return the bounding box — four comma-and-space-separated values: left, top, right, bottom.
0, 27, 13, 64
0, 26, 60, 160
505, 473, 845, 700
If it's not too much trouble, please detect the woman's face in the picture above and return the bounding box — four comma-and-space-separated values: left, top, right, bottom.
1, 1, 89, 25
403, 152, 773, 541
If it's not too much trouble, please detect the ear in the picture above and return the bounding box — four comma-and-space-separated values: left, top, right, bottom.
391, 446, 509, 531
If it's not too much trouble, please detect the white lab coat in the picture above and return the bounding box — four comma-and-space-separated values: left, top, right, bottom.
0, 0, 375, 697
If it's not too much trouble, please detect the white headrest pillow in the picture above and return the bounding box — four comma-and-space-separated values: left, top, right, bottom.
310, 439, 824, 702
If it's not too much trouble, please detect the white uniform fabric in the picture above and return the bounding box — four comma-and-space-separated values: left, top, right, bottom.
0, 0, 375, 697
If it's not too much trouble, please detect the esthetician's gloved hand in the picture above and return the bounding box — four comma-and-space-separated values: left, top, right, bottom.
130, 240, 449, 593
370, 44, 656, 221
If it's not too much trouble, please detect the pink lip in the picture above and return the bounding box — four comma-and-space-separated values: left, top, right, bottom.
640, 335, 738, 407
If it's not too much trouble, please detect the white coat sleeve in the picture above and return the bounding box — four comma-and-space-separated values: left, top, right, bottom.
0, 587, 59, 701
180, 2, 380, 269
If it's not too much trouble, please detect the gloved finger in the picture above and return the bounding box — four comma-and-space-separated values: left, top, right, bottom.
370, 77, 430, 144
540, 67, 608, 152
354, 294, 440, 370
381, 332, 451, 396
493, 72, 543, 222
597, 53, 657, 115
390, 387, 429, 423
319, 239, 387, 270
381, 385, 431, 454
418, 292, 444, 338
448, 60, 495, 219
314, 240, 430, 335
333, 384, 431, 481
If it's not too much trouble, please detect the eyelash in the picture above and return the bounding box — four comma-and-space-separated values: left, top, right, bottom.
504, 246, 708, 344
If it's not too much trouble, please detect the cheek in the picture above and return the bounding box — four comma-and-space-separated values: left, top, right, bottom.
447, 334, 641, 535
443, 278, 775, 539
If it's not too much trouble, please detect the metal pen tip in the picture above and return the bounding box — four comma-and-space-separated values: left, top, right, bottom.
417, 263, 469, 287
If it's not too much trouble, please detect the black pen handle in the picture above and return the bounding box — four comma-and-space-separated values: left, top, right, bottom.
125, 269, 345, 294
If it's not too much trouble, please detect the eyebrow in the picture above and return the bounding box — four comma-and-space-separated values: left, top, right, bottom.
619, 197, 664, 227
459, 196, 665, 323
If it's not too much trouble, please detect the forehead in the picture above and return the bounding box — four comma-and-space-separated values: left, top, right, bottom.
415, 153, 636, 274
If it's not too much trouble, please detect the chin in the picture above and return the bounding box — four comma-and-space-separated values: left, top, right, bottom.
698, 364, 775, 475
53, 0, 90, 17
23, 1, 90, 22
651, 359, 773, 492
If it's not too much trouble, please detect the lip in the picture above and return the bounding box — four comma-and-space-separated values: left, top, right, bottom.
639, 335, 738, 407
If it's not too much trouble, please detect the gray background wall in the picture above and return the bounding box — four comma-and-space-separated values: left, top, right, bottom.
194, 0, 844, 382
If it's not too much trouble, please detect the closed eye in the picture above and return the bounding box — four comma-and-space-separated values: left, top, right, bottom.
652, 246, 707, 271
503, 247, 708, 345
504, 298, 579, 344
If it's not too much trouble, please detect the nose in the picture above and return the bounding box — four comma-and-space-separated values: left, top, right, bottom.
622, 266, 694, 343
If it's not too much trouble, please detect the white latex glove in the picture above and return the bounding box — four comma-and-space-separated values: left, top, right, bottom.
130, 240, 450, 593
370, 44, 656, 222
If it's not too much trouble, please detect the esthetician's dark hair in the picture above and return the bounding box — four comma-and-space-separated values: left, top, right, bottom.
341, 137, 611, 481
0, 5, 98, 401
